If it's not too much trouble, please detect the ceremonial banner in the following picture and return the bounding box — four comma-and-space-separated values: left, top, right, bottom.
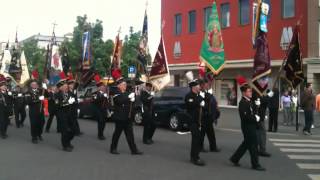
49, 45, 63, 85
82, 31, 91, 69
284, 25, 304, 88
0, 47, 12, 74
199, 1, 225, 75
149, 36, 170, 91
251, 1, 271, 96
19, 51, 30, 85
137, 10, 149, 75
111, 33, 122, 80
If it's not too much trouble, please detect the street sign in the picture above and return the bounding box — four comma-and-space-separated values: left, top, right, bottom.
128, 65, 136, 78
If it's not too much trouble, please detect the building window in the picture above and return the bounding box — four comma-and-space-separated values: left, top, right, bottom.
239, 0, 250, 25
221, 3, 230, 28
188, 10, 196, 33
282, 0, 295, 18
174, 14, 182, 35
203, 7, 211, 30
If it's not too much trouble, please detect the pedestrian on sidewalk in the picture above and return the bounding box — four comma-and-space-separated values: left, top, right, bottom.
301, 83, 315, 135
281, 90, 293, 126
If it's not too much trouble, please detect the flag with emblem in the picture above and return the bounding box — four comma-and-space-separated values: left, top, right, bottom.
80, 31, 95, 87
48, 32, 63, 85
110, 33, 122, 80
149, 36, 170, 91
251, 1, 271, 96
283, 25, 304, 88
0, 43, 12, 74
199, 1, 225, 75
137, 10, 149, 75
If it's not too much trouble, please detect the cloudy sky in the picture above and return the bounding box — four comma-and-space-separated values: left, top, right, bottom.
0, 0, 161, 55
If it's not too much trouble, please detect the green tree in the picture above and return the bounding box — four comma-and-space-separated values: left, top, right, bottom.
61, 15, 114, 76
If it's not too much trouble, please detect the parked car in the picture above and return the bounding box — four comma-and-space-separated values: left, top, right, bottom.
134, 87, 190, 131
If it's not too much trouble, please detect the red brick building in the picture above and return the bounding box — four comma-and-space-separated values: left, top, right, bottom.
161, 0, 319, 105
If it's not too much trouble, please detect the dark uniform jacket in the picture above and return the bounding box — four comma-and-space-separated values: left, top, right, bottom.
185, 91, 203, 125
0, 91, 10, 118
25, 89, 46, 113
112, 91, 131, 122
238, 97, 258, 132
47, 91, 57, 113
140, 90, 153, 116
92, 91, 109, 115
202, 91, 220, 124
13, 90, 25, 110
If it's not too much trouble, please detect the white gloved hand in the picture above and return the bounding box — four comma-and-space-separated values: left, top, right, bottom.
128, 92, 135, 99
18, 93, 22, 97
255, 98, 261, 106
42, 83, 47, 90
150, 91, 155, 96
103, 93, 108, 98
267, 91, 274, 98
255, 115, 260, 122
200, 100, 205, 107
39, 96, 45, 101
7, 91, 12, 96
208, 89, 213, 95
68, 97, 75, 104
130, 97, 135, 102
199, 91, 205, 98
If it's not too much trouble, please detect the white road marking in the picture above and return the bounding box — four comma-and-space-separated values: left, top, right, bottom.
288, 155, 320, 160
297, 163, 320, 170
308, 174, 320, 180
274, 143, 320, 148
280, 148, 320, 153
270, 139, 320, 143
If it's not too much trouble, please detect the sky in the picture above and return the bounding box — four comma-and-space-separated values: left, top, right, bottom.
0, 0, 161, 56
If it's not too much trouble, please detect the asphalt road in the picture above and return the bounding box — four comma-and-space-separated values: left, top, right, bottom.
0, 108, 319, 180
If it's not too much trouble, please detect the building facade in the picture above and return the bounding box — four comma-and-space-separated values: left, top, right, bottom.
20, 33, 73, 49
162, 0, 320, 106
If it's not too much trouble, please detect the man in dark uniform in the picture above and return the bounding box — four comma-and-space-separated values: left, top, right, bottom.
5, 77, 14, 124
45, 86, 60, 133
13, 85, 26, 128
110, 77, 142, 155
230, 80, 265, 171
55, 78, 77, 152
141, 82, 156, 145
199, 79, 220, 153
185, 79, 205, 166
25, 80, 47, 144
68, 79, 82, 136
92, 80, 108, 140
267, 88, 279, 132
0, 74, 10, 139
252, 92, 271, 157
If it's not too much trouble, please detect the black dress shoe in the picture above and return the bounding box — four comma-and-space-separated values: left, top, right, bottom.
229, 159, 240, 167
131, 150, 143, 155
110, 149, 120, 155
190, 159, 205, 166
143, 140, 153, 145
32, 139, 38, 144
98, 136, 106, 140
200, 149, 208, 153
1, 134, 8, 139
259, 152, 271, 157
63, 147, 73, 152
210, 148, 221, 152
252, 166, 266, 171
69, 144, 74, 149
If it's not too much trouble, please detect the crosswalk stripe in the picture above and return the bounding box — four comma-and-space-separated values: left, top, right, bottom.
280, 148, 320, 153
288, 155, 320, 160
274, 143, 320, 148
270, 139, 320, 143
308, 174, 320, 180
297, 163, 320, 170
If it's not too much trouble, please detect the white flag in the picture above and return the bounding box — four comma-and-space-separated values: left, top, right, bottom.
20, 51, 30, 85
0, 49, 12, 74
